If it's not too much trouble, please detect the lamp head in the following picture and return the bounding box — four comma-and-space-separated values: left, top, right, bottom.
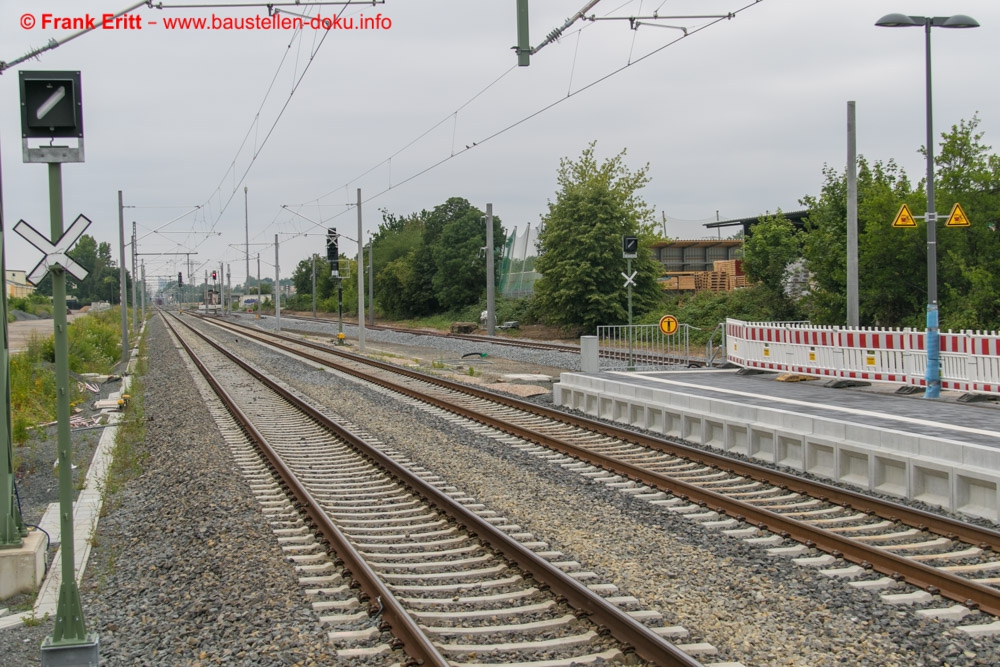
876, 13, 919, 27
942, 14, 979, 28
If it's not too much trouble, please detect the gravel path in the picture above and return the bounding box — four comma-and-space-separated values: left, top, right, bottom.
4, 313, 999, 666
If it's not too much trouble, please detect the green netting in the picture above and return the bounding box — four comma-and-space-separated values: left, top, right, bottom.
498, 224, 540, 298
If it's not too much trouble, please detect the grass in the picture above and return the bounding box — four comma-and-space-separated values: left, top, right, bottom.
21, 610, 49, 627
10, 307, 135, 447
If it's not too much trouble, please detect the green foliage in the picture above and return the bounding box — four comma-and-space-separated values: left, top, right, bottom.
8, 309, 123, 444
367, 199, 505, 320
741, 212, 802, 321
31, 235, 129, 306
932, 116, 1000, 330
9, 336, 58, 444
290, 255, 335, 304
648, 286, 781, 345
68, 310, 122, 372
798, 116, 1000, 331
533, 142, 662, 332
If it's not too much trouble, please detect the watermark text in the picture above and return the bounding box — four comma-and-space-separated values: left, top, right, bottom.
20, 12, 392, 32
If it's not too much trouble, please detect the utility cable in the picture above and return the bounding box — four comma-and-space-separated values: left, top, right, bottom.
306, 0, 763, 225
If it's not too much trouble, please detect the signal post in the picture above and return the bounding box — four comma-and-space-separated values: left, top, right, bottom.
15, 70, 100, 665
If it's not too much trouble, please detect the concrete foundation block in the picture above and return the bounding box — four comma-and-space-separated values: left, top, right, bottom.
0, 530, 47, 600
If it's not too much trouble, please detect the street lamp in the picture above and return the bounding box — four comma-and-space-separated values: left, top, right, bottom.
875, 13, 979, 399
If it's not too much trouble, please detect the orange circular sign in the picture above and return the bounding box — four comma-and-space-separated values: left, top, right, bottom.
658, 315, 678, 335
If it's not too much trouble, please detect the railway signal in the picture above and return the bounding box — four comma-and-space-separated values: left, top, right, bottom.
622, 235, 638, 258
326, 227, 339, 263
178, 272, 183, 286
18, 69, 98, 662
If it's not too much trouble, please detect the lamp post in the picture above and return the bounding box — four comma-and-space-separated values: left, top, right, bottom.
875, 13, 979, 399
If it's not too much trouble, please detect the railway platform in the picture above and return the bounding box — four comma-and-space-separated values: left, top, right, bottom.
554, 368, 1000, 521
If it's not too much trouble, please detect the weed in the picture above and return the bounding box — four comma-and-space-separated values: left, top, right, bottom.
102, 334, 148, 509
21, 611, 50, 627
467, 366, 477, 377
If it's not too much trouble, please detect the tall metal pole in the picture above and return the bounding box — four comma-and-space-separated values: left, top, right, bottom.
256, 254, 261, 320
48, 163, 92, 647
368, 237, 374, 326
485, 203, 496, 336
226, 265, 231, 315
130, 222, 138, 331
312, 254, 317, 318
627, 256, 633, 369
274, 234, 281, 331
117, 191, 129, 365
0, 140, 25, 548
244, 185, 250, 290
922, 18, 941, 399
140, 261, 146, 323
356, 188, 366, 353
846, 101, 859, 327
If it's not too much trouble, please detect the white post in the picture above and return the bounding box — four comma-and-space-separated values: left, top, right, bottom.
357, 188, 366, 353
274, 234, 281, 331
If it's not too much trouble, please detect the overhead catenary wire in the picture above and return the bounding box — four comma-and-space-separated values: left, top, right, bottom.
298, 0, 764, 226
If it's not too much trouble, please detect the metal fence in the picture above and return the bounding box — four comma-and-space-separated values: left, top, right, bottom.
596, 324, 693, 371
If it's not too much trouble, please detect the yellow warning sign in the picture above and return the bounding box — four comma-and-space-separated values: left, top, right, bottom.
658, 314, 678, 335
892, 203, 917, 228
945, 202, 971, 227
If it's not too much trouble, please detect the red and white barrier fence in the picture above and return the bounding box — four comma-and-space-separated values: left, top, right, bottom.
726, 319, 1000, 396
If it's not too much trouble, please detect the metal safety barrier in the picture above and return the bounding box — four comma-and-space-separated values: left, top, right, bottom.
726, 318, 1000, 396
596, 324, 692, 371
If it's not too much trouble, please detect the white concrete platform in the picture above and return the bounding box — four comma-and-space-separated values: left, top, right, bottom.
554, 369, 1000, 521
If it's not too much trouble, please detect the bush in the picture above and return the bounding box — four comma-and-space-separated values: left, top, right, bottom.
8, 307, 125, 443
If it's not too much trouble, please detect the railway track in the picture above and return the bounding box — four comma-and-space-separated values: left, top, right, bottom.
280, 312, 583, 353
278, 312, 704, 366
192, 312, 1000, 632
165, 312, 713, 666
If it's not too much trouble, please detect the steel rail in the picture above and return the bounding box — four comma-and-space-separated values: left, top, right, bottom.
163, 314, 451, 667
197, 315, 1000, 617
173, 313, 704, 666
278, 311, 702, 365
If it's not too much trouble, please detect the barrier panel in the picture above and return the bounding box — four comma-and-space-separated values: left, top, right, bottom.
726, 319, 1000, 396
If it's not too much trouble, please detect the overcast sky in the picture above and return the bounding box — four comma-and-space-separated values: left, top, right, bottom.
2, 0, 998, 289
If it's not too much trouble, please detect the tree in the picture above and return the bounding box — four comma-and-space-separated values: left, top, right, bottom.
799, 117, 1000, 331
741, 212, 802, 320
429, 198, 504, 309
369, 199, 504, 319
533, 143, 661, 332
800, 158, 921, 326
30, 234, 128, 305
932, 115, 1000, 330
290, 256, 334, 302
372, 210, 426, 319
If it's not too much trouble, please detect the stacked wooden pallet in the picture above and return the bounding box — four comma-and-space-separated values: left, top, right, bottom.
661, 260, 748, 292
694, 271, 728, 292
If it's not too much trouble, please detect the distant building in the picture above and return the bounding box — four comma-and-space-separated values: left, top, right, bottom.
5, 270, 34, 299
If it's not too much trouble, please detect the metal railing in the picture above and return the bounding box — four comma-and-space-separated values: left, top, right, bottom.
597, 324, 692, 371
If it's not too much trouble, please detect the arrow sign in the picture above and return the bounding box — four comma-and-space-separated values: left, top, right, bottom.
621, 270, 637, 288
14, 214, 92, 284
